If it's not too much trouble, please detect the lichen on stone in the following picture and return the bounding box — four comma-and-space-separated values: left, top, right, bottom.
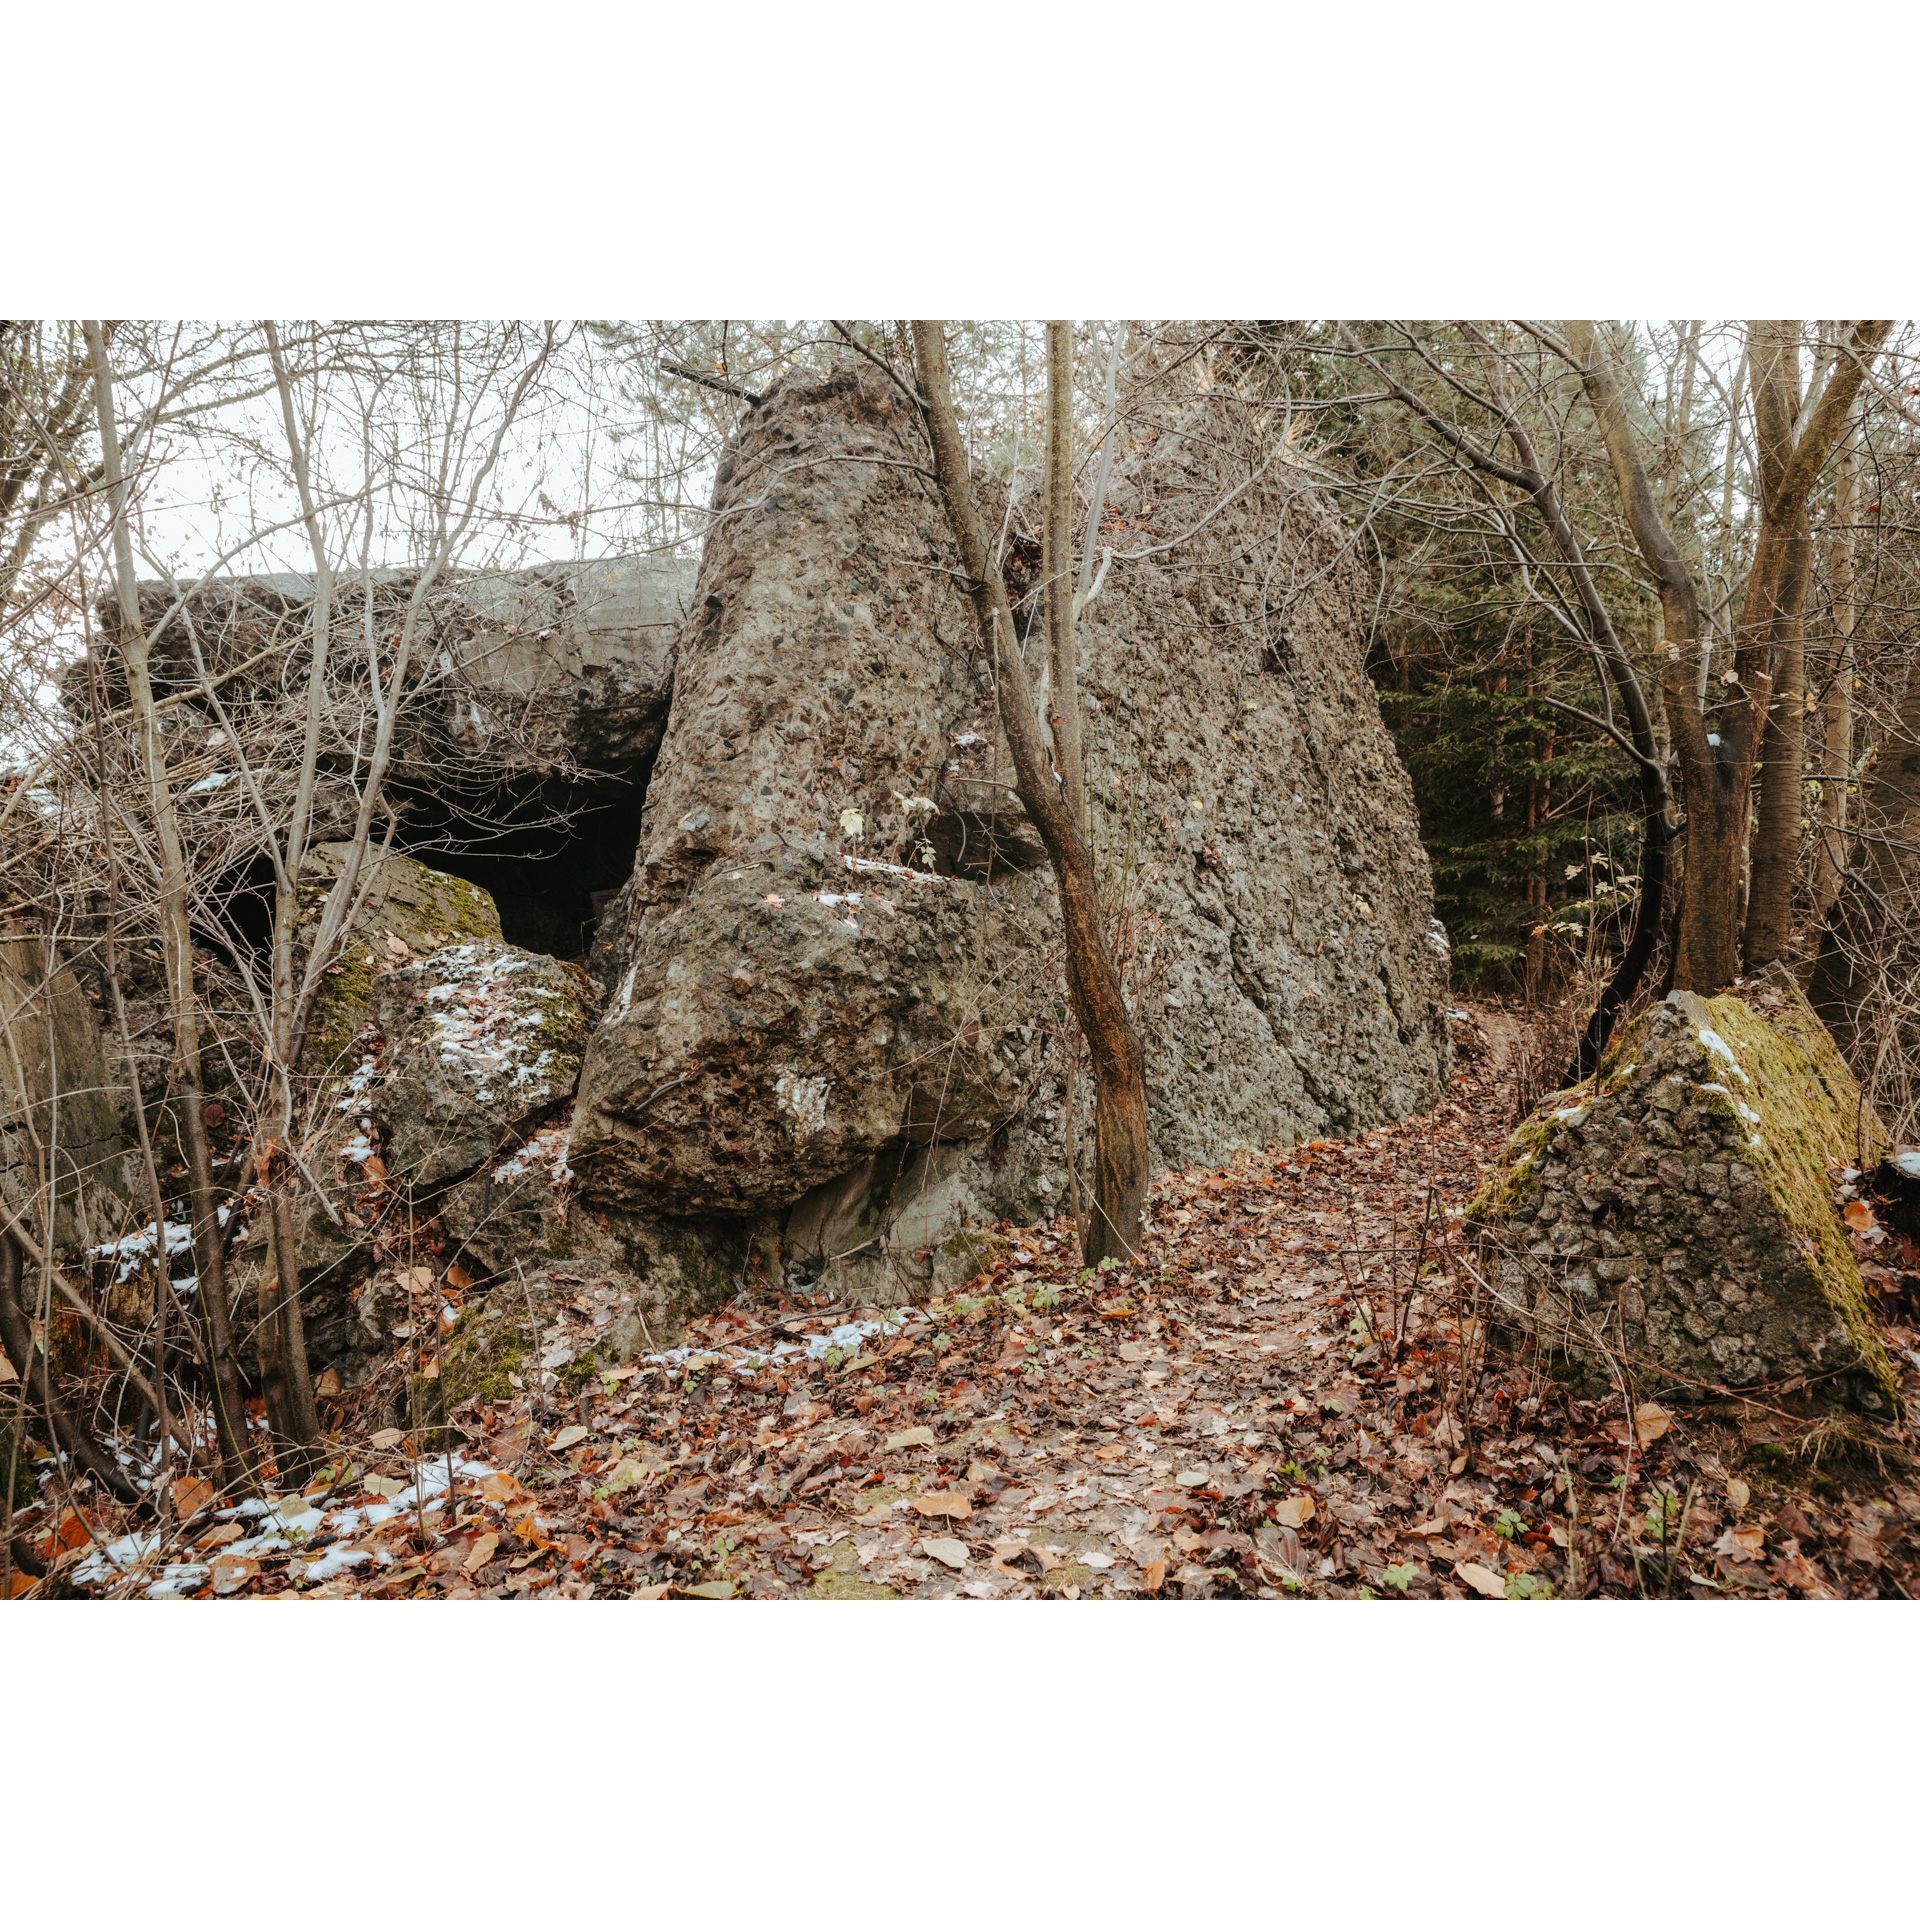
1470, 975, 1898, 1411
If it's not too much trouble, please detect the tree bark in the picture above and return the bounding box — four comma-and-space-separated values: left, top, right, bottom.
1744, 322, 1815, 968
1569, 318, 1890, 993
912, 322, 1149, 1267
1813, 396, 1859, 919
1808, 660, 1920, 1058
1042, 321, 1085, 826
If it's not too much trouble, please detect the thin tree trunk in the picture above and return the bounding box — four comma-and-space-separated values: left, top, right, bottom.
1042, 321, 1085, 827
912, 322, 1149, 1267
1571, 318, 1890, 993
1814, 402, 1858, 918
1809, 660, 1920, 1057
83, 322, 257, 1488
1745, 322, 1816, 968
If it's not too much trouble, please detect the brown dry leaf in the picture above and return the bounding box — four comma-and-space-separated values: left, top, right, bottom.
633, 1583, 673, 1600
1732, 1524, 1764, 1554
883, 1426, 937, 1452
1634, 1403, 1671, 1445
443, 1263, 475, 1291
1456, 1563, 1507, 1599
478, 1473, 521, 1504
1548, 1522, 1570, 1549
314, 1367, 343, 1397
464, 1531, 500, 1573
0, 1351, 17, 1384
1844, 1198, 1876, 1234
171, 1476, 216, 1522
369, 1427, 405, 1450
1272, 1493, 1316, 1529
201, 1521, 244, 1548
1172, 1525, 1207, 1555
1092, 1445, 1126, 1462
1727, 1478, 1750, 1511
210, 1555, 257, 1596
417, 1356, 440, 1380
1407, 1515, 1447, 1536
548, 1425, 589, 1451
912, 1491, 971, 1520
965, 1459, 998, 1482
1141, 1558, 1169, 1593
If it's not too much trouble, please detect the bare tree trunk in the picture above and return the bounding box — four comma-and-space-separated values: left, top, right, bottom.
912, 322, 1149, 1268
1572, 318, 1890, 993
1809, 661, 1920, 1057
1042, 321, 1085, 827
83, 322, 257, 1487
1745, 322, 1816, 968
1814, 401, 1859, 918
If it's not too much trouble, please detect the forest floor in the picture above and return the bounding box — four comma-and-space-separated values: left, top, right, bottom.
23, 1000, 1920, 1601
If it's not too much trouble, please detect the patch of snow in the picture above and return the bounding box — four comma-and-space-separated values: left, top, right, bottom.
70, 1531, 164, 1587
841, 855, 945, 886
644, 1307, 926, 1378
1695, 1027, 1751, 1081
776, 1069, 830, 1136
1891, 1151, 1920, 1180
298, 1543, 374, 1583
87, 1220, 194, 1285
493, 1127, 571, 1183
186, 771, 236, 794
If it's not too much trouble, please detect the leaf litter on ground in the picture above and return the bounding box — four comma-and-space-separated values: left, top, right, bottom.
26, 1000, 1920, 1601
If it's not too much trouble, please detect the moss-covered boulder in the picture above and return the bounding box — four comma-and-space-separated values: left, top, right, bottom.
371, 941, 598, 1191
1470, 976, 1897, 1412
297, 843, 503, 1078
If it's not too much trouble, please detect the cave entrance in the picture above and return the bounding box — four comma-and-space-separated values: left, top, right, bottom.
386, 770, 648, 963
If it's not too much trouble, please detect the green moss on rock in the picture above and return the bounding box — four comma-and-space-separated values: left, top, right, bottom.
1471, 974, 1899, 1412
1674, 985, 1895, 1405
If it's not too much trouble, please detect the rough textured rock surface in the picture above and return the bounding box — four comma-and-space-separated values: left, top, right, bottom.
569, 357, 1448, 1294
1068, 404, 1452, 1159
298, 842, 504, 1074
1470, 975, 1898, 1410
371, 940, 597, 1192
568, 360, 1057, 1241
86, 557, 695, 783
0, 940, 129, 1250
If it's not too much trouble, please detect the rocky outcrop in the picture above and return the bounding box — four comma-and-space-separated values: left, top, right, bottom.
298, 842, 505, 1074
85, 355, 1451, 1361
1470, 975, 1898, 1411
86, 556, 695, 785
0, 939, 129, 1251
567, 358, 1449, 1294
370, 940, 597, 1192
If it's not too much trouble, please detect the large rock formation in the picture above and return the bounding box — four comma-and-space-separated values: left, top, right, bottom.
87, 556, 694, 785
1470, 974, 1899, 1411
75, 353, 1451, 1371
567, 359, 1449, 1294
